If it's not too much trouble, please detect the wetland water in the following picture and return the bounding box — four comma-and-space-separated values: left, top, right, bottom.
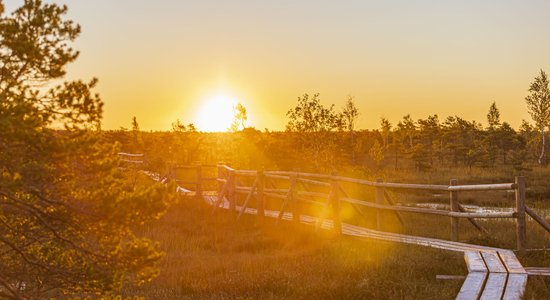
398, 202, 550, 219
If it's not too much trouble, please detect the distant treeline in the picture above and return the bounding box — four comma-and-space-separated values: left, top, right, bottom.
110, 70, 550, 175
107, 112, 544, 175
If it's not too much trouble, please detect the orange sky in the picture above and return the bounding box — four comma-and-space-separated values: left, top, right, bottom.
6, 0, 550, 131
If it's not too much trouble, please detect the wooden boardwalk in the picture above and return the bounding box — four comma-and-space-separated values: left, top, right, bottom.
203, 194, 528, 300
131, 159, 547, 300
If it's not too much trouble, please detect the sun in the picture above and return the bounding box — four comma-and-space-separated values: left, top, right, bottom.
195, 94, 236, 132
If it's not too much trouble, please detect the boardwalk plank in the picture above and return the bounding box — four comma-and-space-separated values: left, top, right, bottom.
480, 273, 507, 300
465, 252, 487, 272
481, 252, 507, 273
525, 267, 550, 276
201, 193, 529, 300
502, 274, 528, 300
456, 272, 487, 300
499, 251, 527, 274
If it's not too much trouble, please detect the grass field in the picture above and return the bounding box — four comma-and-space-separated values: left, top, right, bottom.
123, 194, 550, 299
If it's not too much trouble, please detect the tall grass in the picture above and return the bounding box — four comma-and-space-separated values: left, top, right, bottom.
123, 195, 550, 299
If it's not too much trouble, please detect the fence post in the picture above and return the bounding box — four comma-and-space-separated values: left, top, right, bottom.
515, 176, 526, 252
331, 172, 342, 235
289, 173, 299, 225
228, 169, 236, 212
217, 163, 224, 196
257, 168, 265, 220
375, 178, 384, 230
196, 165, 202, 198
450, 179, 459, 242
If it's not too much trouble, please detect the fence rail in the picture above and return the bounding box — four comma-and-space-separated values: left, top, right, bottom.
119, 154, 550, 300
203, 164, 550, 252
120, 154, 550, 252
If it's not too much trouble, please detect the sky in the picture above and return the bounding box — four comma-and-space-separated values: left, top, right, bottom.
5, 0, 550, 131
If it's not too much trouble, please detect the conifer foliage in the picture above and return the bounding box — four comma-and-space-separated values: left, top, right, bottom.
0, 1, 172, 298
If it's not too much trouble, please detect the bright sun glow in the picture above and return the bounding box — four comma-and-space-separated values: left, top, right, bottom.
195, 95, 236, 132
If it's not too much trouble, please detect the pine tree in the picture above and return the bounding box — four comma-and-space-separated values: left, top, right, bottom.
0, 1, 173, 297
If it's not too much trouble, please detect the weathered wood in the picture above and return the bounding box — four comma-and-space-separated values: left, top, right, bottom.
263, 170, 292, 176
234, 170, 257, 176
458, 203, 489, 234
525, 205, 550, 234
217, 164, 224, 196
333, 175, 449, 191
525, 267, 550, 276
196, 165, 203, 198
290, 174, 299, 225
223, 165, 235, 172
264, 191, 287, 200
264, 174, 290, 180
343, 224, 503, 253
481, 252, 507, 273
502, 274, 528, 300
235, 186, 253, 192
234, 189, 252, 195
464, 251, 487, 273
297, 191, 329, 199
211, 176, 230, 213
119, 159, 144, 164
276, 176, 296, 223
498, 251, 526, 274
266, 170, 515, 192
456, 272, 487, 300
479, 273, 507, 300
257, 169, 265, 219
237, 178, 258, 220
340, 197, 516, 218
450, 179, 459, 242
375, 178, 384, 230
264, 188, 289, 193
436, 275, 466, 280
293, 171, 332, 180
312, 183, 333, 232
298, 197, 326, 206
118, 152, 144, 157
192, 166, 533, 300
228, 170, 236, 212
336, 184, 369, 222
265, 170, 332, 180
382, 191, 405, 227
515, 176, 526, 252
296, 177, 331, 187
331, 174, 342, 235
210, 194, 507, 253
448, 183, 516, 191
172, 164, 199, 170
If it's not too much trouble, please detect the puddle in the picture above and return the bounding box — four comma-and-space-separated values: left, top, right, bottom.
398, 202, 550, 219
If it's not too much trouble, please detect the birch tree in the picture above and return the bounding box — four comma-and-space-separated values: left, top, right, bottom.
525, 69, 550, 165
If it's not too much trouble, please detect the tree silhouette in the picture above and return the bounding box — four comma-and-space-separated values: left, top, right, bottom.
286, 93, 343, 170
525, 69, 550, 165
342, 96, 359, 163
230, 103, 247, 132
487, 101, 501, 130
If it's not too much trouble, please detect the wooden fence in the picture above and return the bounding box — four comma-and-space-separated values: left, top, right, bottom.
119, 155, 550, 299
118, 152, 145, 164
202, 164, 550, 252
